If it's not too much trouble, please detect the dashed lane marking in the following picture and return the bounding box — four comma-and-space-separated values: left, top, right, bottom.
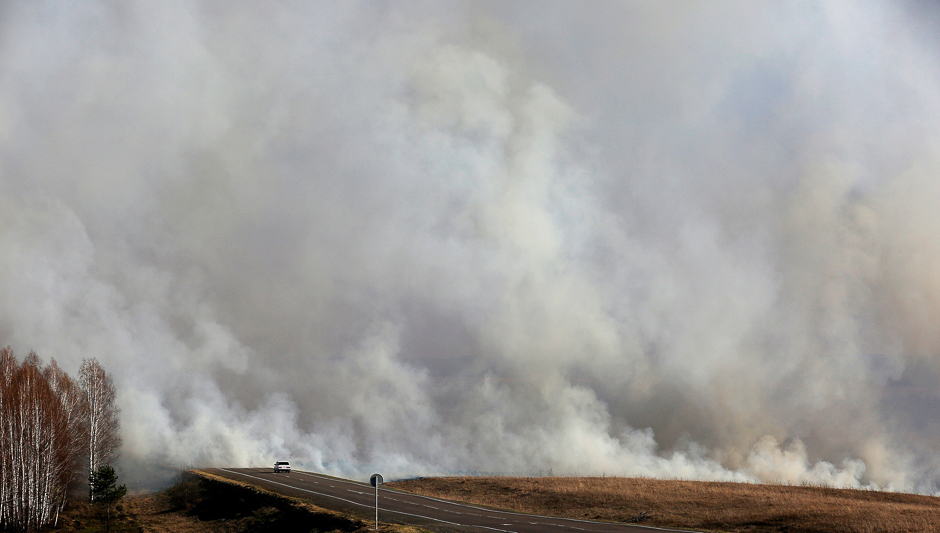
216, 469, 514, 533
247, 468, 698, 533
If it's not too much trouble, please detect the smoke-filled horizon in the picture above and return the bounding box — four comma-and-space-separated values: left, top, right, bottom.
3, 0, 940, 493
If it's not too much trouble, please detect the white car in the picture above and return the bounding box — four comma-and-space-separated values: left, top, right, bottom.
273, 461, 291, 474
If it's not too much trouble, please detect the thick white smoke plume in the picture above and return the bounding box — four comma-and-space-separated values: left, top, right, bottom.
2, 0, 940, 493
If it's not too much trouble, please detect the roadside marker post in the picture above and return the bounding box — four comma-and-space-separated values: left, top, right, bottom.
370, 473, 383, 530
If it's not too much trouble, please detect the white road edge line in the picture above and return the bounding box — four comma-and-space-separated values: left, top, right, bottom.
217, 469, 514, 533
302, 470, 698, 533
230, 469, 700, 533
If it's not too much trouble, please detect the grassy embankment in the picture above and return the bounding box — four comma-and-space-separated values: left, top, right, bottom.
39, 470, 425, 533
38, 471, 940, 532
389, 476, 940, 533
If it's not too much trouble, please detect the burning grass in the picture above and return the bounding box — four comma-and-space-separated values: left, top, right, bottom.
387, 476, 940, 533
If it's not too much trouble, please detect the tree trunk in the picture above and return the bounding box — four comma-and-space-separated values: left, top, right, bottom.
79, 358, 122, 502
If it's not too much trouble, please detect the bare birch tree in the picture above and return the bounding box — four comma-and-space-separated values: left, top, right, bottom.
0, 351, 71, 531
0, 351, 122, 530
78, 358, 122, 501
0, 347, 16, 529
43, 358, 89, 520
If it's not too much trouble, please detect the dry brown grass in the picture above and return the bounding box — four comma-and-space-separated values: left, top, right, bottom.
43, 491, 215, 533
120, 493, 212, 533
43, 470, 428, 533
387, 476, 940, 533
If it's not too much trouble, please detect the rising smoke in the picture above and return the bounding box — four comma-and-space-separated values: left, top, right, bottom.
2, 0, 940, 493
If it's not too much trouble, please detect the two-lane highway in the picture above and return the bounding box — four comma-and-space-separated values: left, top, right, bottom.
205, 468, 697, 533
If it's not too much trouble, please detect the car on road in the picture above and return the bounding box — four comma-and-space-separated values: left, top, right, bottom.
273, 461, 291, 474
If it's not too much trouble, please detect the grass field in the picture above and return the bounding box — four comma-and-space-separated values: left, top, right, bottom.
42, 471, 425, 533
387, 476, 940, 533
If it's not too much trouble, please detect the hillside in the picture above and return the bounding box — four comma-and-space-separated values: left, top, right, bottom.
37, 471, 940, 532
388, 476, 940, 533
38, 471, 425, 533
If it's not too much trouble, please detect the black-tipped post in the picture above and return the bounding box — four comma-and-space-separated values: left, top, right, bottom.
370, 473, 384, 530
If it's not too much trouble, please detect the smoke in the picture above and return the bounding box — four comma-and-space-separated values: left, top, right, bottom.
2, 0, 940, 493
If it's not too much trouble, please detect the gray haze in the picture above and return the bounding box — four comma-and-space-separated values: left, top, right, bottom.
2, 0, 940, 492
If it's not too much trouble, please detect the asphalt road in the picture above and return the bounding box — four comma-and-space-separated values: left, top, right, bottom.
205, 467, 696, 533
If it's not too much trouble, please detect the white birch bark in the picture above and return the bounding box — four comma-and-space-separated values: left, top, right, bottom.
79, 358, 122, 501
0, 350, 74, 530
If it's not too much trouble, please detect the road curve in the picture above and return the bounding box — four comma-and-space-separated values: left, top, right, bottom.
204, 468, 697, 533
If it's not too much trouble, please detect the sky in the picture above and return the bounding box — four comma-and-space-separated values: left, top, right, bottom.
2, 0, 940, 493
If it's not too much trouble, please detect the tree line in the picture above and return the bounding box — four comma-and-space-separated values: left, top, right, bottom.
0, 348, 122, 531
